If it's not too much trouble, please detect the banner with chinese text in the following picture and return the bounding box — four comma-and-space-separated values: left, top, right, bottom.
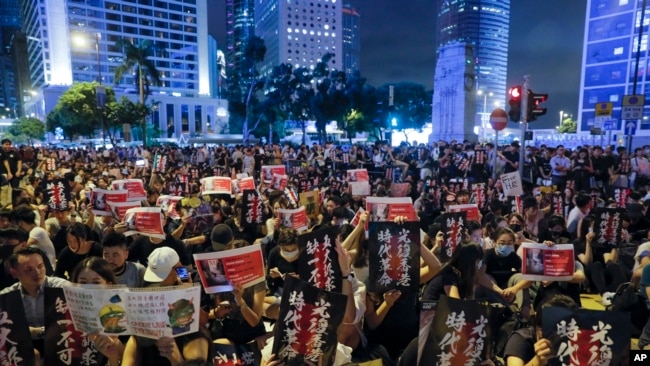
439, 212, 467, 262
0, 290, 35, 365
591, 208, 625, 248
297, 227, 342, 293
241, 189, 266, 228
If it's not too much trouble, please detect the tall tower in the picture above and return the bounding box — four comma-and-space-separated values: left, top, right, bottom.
342, 4, 360, 75
226, 0, 255, 77
0, 0, 22, 118
255, 0, 343, 77
578, 0, 650, 142
431, 0, 510, 142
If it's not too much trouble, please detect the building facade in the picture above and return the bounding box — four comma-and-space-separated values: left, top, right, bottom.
225, 0, 255, 77
20, 0, 227, 140
254, 0, 343, 77
341, 4, 360, 76
0, 0, 23, 118
578, 0, 650, 144
430, 0, 510, 142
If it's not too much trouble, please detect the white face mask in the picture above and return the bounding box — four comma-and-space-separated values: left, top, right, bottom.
281, 249, 299, 260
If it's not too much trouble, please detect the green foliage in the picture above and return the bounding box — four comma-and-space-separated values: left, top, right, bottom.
46, 82, 116, 140
558, 117, 577, 134
6, 117, 45, 145
113, 38, 163, 104
377, 82, 432, 131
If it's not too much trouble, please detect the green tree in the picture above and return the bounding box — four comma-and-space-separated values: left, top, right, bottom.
378, 82, 432, 133
311, 53, 349, 144
113, 38, 162, 147
225, 36, 267, 145
105, 97, 150, 144
341, 71, 378, 139
46, 82, 116, 140
558, 117, 577, 133
6, 117, 45, 145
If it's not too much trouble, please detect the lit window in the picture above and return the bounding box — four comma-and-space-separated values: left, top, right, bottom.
288, 28, 292, 32
614, 47, 623, 55
324, 24, 329, 30
619, 0, 628, 5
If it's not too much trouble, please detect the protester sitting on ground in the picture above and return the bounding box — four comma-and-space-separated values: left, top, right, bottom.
101, 231, 146, 288
10, 205, 56, 269
54, 222, 103, 280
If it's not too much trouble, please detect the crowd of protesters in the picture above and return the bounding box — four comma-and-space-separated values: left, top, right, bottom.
1, 136, 650, 365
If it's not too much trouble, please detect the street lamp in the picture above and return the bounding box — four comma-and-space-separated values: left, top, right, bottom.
72, 32, 102, 83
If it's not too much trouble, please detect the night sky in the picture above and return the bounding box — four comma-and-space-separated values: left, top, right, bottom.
207, 0, 587, 130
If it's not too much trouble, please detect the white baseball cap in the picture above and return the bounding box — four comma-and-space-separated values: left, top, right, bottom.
144, 247, 180, 282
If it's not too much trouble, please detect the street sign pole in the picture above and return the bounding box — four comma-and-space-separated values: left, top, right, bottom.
493, 130, 499, 180
518, 76, 530, 180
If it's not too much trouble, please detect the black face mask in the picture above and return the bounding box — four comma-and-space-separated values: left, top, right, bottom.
509, 224, 522, 232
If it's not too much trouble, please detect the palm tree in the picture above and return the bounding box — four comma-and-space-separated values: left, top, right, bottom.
113, 38, 162, 148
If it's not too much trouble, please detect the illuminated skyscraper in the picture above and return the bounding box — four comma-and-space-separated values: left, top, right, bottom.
431, 0, 510, 142
19, 0, 228, 138
226, 0, 255, 76
578, 0, 650, 141
255, 0, 343, 77
342, 4, 360, 75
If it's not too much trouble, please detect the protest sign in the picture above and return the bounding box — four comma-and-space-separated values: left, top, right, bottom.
469, 181, 488, 211
349, 181, 371, 196
272, 277, 347, 366
423, 295, 492, 366
520, 243, 575, 281
89, 188, 128, 216
111, 179, 146, 201
107, 201, 142, 221
122, 207, 166, 239
241, 189, 265, 228
212, 343, 261, 366
350, 207, 366, 227
277, 207, 309, 232
271, 173, 289, 191
193, 245, 266, 293
448, 204, 480, 222
346, 169, 369, 182
367, 221, 420, 295
365, 196, 417, 223
299, 190, 320, 219
439, 212, 467, 262
153, 154, 168, 172
201, 176, 233, 196
542, 307, 630, 366
233, 176, 255, 196
42, 178, 72, 211
0, 291, 36, 365
64, 284, 202, 340
614, 188, 630, 208
500, 172, 523, 197
297, 227, 342, 293
262, 165, 286, 183
390, 182, 411, 197
591, 208, 625, 248
156, 195, 183, 220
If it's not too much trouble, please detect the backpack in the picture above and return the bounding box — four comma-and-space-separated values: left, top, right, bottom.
606, 282, 649, 338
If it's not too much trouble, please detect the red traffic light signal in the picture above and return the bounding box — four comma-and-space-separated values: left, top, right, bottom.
508, 85, 522, 122
527, 91, 548, 122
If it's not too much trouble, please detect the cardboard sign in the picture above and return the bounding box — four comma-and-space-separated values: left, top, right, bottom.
299, 190, 320, 219
542, 307, 630, 366
520, 243, 575, 281
90, 188, 128, 216
272, 277, 347, 366
297, 227, 342, 293
501, 172, 523, 197
201, 176, 233, 196
277, 207, 309, 232
112, 179, 146, 202
193, 245, 266, 294
122, 207, 166, 239
367, 221, 420, 295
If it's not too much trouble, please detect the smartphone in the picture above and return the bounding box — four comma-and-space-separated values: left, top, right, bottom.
176, 267, 190, 282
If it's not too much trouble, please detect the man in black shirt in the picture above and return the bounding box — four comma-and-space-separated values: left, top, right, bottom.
1, 138, 22, 188
499, 141, 521, 174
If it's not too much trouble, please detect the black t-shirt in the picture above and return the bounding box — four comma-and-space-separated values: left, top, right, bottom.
128, 235, 192, 267
502, 150, 520, 173
503, 327, 536, 363
54, 242, 104, 279
422, 265, 461, 302
0, 149, 19, 175
265, 246, 298, 295
484, 248, 521, 289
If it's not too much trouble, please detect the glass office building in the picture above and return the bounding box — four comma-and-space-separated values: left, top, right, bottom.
579, 0, 650, 139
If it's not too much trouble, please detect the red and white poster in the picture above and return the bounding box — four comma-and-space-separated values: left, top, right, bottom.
614, 188, 630, 208
349, 181, 371, 196
366, 196, 417, 223
233, 177, 255, 196
520, 242, 575, 281
201, 176, 233, 196
277, 207, 309, 232
448, 204, 481, 222
389, 182, 411, 197
350, 207, 366, 227
122, 207, 166, 239
108, 201, 142, 221
90, 188, 128, 216
156, 195, 183, 220
262, 165, 286, 183
271, 173, 289, 191
193, 245, 266, 294
112, 179, 146, 202
346, 169, 369, 182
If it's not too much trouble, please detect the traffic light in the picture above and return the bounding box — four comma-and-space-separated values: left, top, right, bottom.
508, 85, 522, 122
527, 91, 548, 122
